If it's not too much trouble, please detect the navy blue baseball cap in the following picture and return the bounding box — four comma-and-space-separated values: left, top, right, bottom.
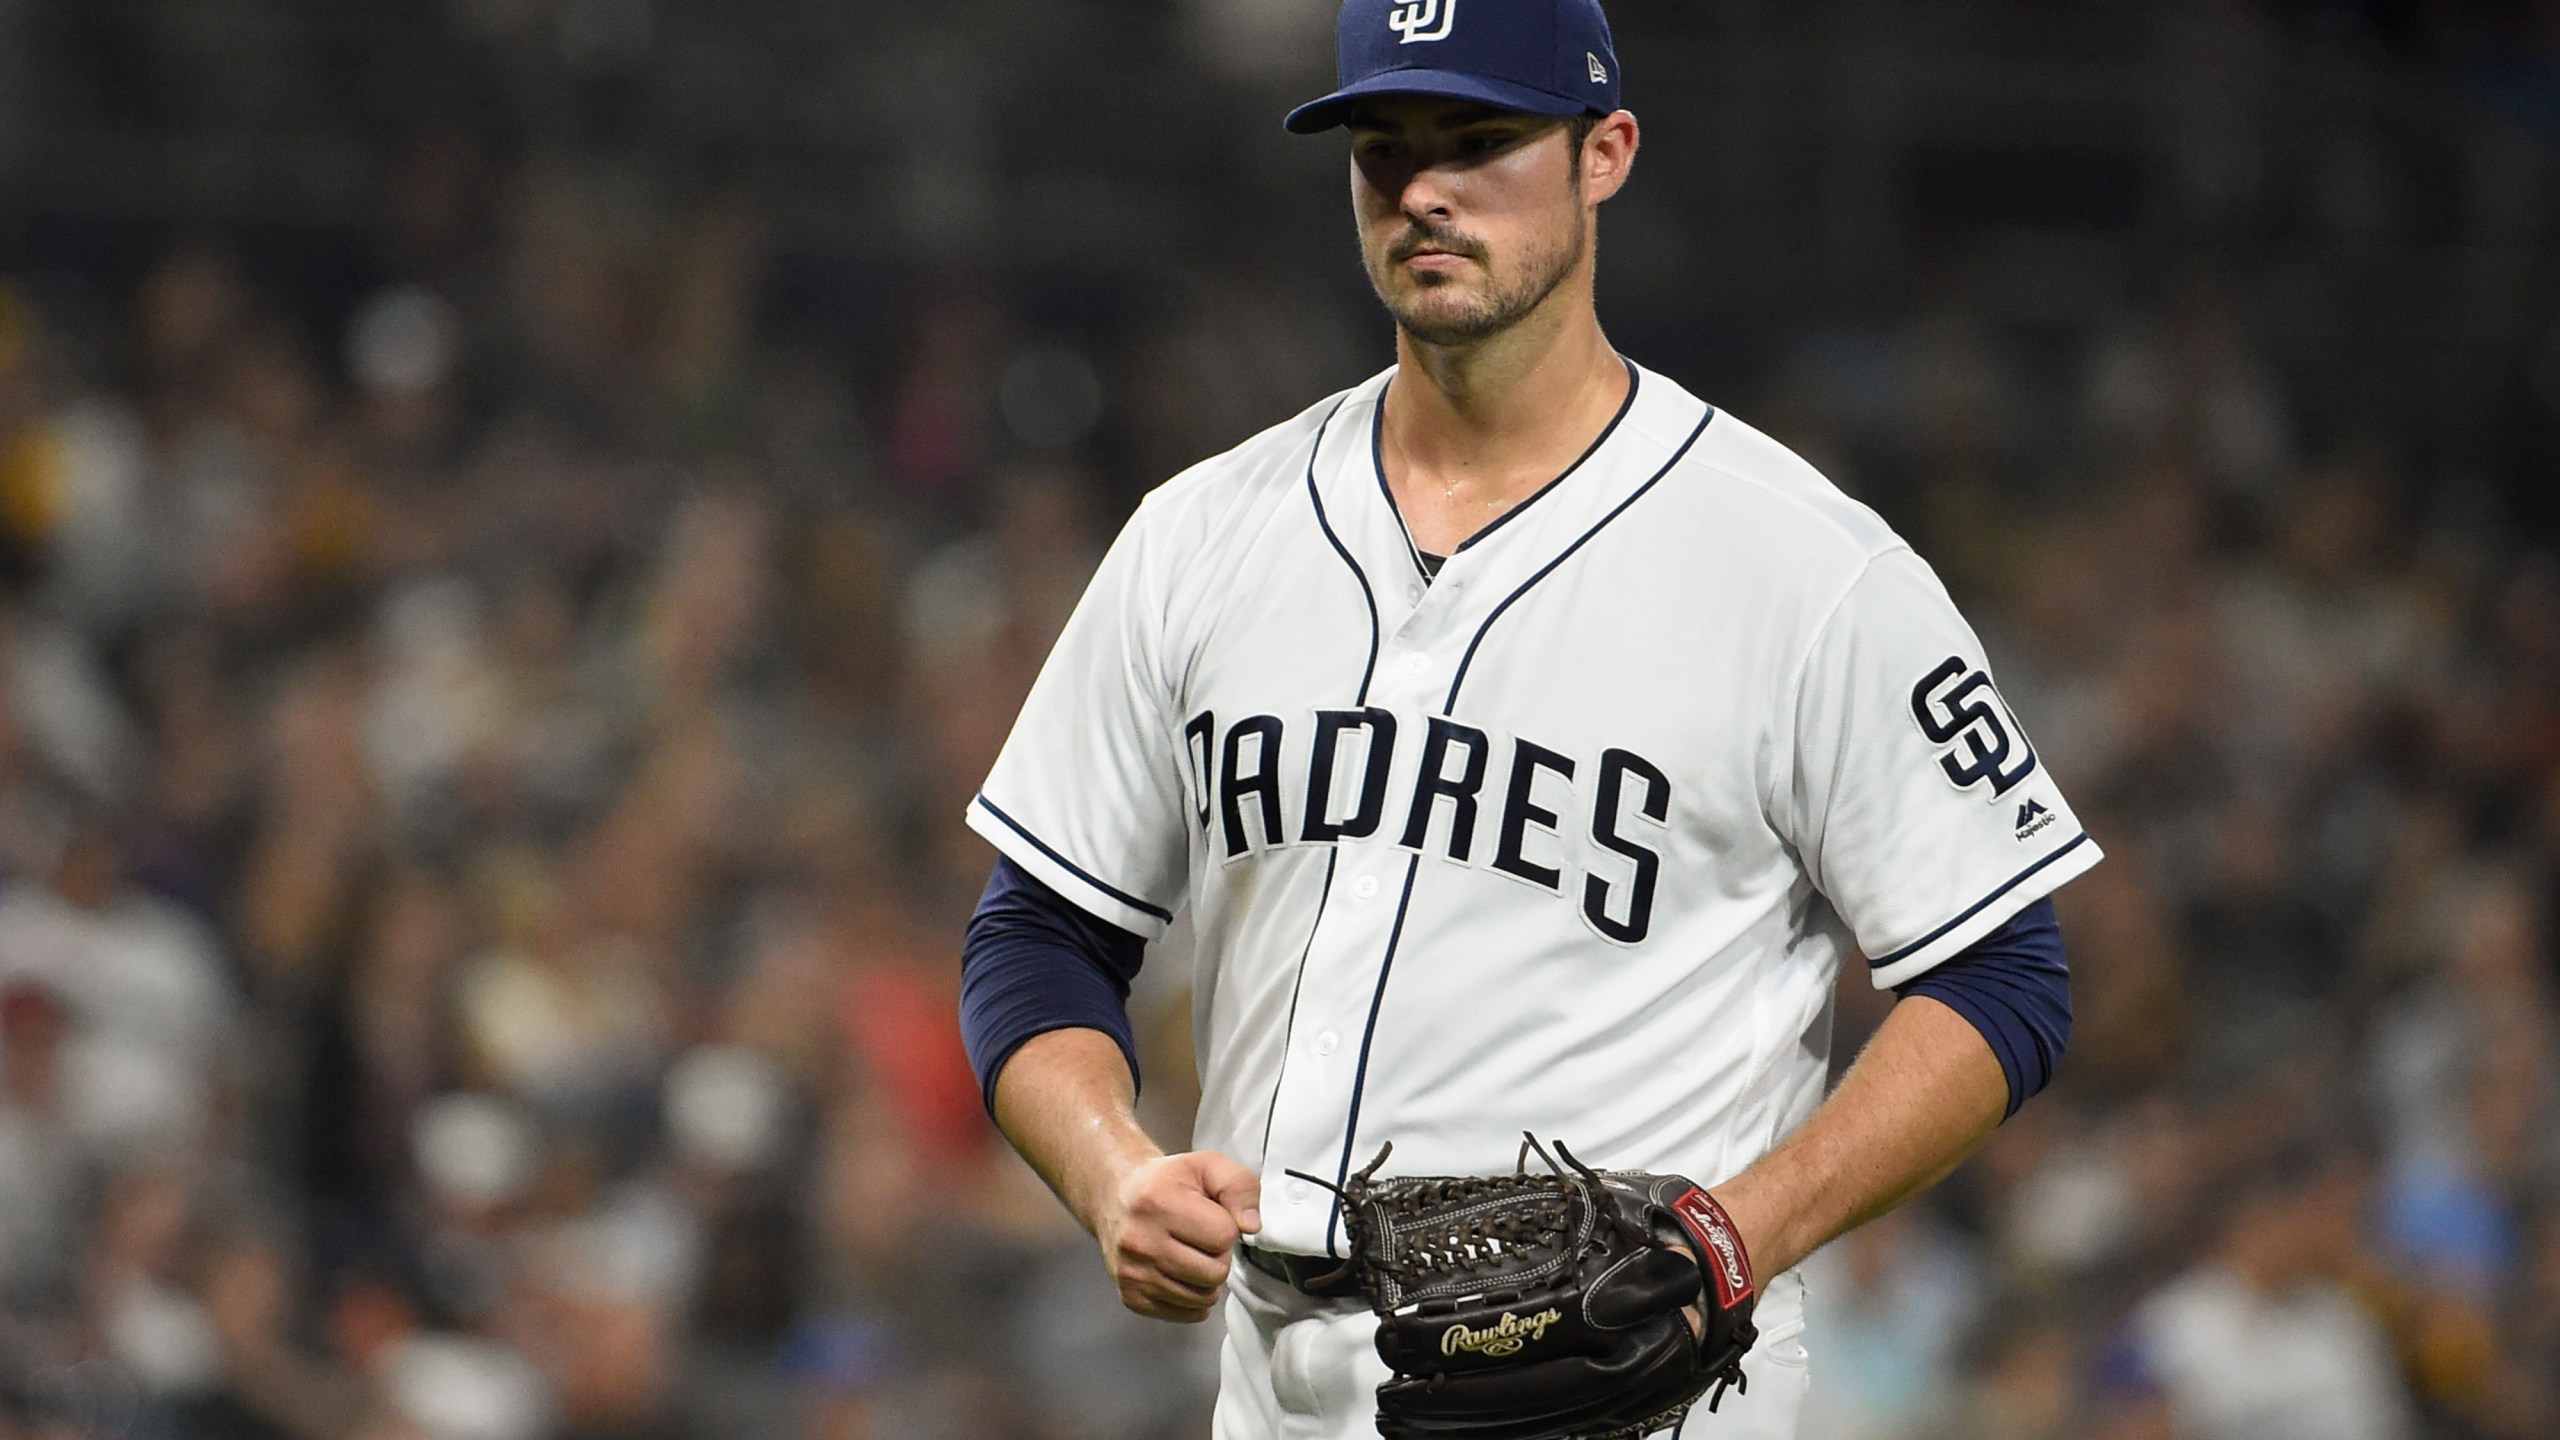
1284, 0, 1622, 135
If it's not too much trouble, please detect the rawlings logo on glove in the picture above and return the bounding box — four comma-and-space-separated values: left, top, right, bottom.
1292, 1136, 1759, 1440
1442, 1309, 1566, 1358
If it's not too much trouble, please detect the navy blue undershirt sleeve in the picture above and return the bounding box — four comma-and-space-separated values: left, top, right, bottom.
1893, 897, 2070, 1119
960, 855, 1150, 1115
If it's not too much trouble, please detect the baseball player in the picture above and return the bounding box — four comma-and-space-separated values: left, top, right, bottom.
957, 2, 2097, 1437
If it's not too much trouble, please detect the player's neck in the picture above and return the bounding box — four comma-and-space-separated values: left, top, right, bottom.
1381, 298, 1627, 555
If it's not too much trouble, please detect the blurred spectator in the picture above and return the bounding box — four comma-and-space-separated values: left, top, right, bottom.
1798, 1208, 1984, 1439
0, 811, 233, 1161
0, 4, 2556, 1438
0, 979, 79, 1304
2121, 1160, 2415, 1440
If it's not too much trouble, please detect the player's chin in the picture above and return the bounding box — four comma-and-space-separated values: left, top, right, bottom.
1389, 298, 1502, 348
1384, 272, 1467, 307
1388, 260, 1475, 293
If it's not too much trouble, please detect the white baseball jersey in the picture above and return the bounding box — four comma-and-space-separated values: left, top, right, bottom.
969, 360, 2100, 1260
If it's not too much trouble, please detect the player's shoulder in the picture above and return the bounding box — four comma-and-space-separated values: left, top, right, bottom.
1130, 377, 1379, 536
1636, 366, 1907, 571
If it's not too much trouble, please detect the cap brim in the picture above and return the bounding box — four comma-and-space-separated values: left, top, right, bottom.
1283, 70, 1591, 134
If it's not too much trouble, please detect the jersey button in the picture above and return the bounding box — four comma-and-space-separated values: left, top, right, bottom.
1286, 1179, 1312, 1204
1313, 1030, 1340, 1056
1401, 653, 1431, 677
1351, 874, 1380, 901
1407, 583, 1424, 604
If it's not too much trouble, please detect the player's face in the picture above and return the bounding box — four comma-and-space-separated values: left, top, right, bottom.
1347, 100, 1591, 348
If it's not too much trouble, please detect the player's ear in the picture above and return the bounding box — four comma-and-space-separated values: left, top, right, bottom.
1582, 110, 1639, 204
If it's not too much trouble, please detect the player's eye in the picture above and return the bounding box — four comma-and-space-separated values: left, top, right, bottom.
1456, 128, 1532, 158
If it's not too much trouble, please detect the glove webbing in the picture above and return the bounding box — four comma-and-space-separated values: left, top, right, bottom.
1287, 1137, 1586, 1295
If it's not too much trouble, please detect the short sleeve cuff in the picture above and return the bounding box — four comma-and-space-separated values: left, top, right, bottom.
966, 795, 1178, 941
1863, 832, 2101, 990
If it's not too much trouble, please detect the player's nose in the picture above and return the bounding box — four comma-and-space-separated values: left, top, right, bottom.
1395, 172, 1457, 223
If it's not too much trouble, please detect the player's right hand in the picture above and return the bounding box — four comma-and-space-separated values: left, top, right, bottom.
1095, 1150, 1261, 1323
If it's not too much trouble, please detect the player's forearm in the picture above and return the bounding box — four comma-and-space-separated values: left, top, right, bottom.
1711, 994, 2006, 1278
992, 1026, 1165, 1235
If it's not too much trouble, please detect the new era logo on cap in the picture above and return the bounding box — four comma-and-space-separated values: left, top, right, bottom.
1388, 0, 1458, 44
1284, 0, 1623, 134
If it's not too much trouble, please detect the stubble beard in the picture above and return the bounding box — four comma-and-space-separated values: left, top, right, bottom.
1371, 215, 1587, 349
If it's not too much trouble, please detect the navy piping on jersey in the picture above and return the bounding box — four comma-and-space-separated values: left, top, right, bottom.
1262, 848, 1347, 1160
970, 795, 1174, 924
1305, 396, 1379, 707
1368, 357, 1642, 575
1324, 399, 1718, 1256
1444, 408, 1717, 708
1326, 849, 1427, 1256
1865, 831, 2093, 969
1261, 398, 1376, 1157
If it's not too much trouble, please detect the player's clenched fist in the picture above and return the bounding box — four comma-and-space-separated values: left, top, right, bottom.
1095, 1150, 1261, 1322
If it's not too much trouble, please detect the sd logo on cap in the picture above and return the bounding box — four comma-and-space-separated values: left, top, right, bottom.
1285, 0, 1623, 134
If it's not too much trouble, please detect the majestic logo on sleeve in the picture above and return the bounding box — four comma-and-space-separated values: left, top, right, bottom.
2014, 799, 2055, 840
1186, 708, 1669, 945
1909, 657, 2039, 798
1388, 0, 1458, 44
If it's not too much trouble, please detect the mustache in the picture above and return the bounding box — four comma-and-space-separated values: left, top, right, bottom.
1387, 224, 1487, 264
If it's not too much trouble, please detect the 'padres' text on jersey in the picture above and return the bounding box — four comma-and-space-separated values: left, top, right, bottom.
970, 364, 2100, 1258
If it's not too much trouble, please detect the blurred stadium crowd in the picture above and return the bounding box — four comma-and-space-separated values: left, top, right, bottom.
1, 2, 2559, 1439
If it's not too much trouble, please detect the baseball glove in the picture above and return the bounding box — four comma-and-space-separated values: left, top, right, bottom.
1291, 1136, 1758, 1440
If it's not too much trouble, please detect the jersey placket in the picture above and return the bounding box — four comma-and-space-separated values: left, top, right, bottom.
1257, 528, 1486, 1255
1256, 370, 1664, 1255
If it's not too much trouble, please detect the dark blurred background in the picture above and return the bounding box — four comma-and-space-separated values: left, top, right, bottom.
0, 2, 2555, 1438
